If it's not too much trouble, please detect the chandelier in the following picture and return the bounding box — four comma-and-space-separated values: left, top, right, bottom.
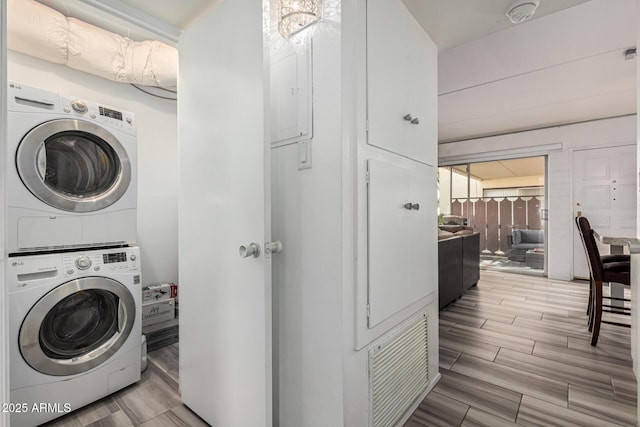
278, 0, 323, 38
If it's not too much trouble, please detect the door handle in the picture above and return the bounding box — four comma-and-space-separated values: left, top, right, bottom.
265, 241, 283, 258
239, 243, 260, 258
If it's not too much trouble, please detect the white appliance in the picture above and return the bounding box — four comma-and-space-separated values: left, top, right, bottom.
8, 247, 142, 427
6, 82, 137, 254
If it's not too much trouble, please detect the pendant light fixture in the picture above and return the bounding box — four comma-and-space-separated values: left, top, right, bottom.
278, 0, 323, 38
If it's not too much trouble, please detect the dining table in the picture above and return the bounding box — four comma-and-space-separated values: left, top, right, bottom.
592, 230, 638, 307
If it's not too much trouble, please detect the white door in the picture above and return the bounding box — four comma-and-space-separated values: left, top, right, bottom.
178, 1, 272, 426
572, 145, 636, 279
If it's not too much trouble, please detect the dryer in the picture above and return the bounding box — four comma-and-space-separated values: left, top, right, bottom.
8, 247, 142, 427
7, 82, 137, 254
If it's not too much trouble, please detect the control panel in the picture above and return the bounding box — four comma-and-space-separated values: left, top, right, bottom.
8, 248, 140, 292
60, 95, 135, 134
62, 249, 139, 277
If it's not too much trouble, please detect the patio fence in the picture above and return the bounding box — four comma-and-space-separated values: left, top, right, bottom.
451, 196, 544, 255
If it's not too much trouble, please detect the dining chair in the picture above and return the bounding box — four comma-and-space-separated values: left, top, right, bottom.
575, 216, 631, 345
575, 216, 630, 317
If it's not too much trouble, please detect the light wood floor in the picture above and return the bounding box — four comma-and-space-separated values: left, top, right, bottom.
43, 343, 208, 427
406, 270, 638, 427
44, 270, 637, 426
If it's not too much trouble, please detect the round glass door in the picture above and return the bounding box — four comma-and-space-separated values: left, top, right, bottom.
20, 277, 135, 376
16, 119, 131, 213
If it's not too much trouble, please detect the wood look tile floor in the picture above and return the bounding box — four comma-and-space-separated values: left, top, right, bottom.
42, 271, 637, 426
43, 343, 209, 427
406, 270, 638, 427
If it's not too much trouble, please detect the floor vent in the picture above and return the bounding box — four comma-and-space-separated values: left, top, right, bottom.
369, 312, 429, 427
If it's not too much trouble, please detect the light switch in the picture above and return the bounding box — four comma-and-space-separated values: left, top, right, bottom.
298, 140, 312, 170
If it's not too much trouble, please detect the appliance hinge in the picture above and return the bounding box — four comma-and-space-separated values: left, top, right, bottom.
366, 170, 370, 183
366, 304, 370, 319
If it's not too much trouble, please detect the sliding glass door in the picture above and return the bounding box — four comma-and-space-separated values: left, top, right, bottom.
439, 156, 547, 276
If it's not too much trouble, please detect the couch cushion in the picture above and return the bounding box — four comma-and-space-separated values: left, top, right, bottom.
520, 229, 544, 244
512, 230, 522, 245
511, 243, 543, 250
442, 215, 465, 225
438, 230, 455, 240
439, 225, 465, 233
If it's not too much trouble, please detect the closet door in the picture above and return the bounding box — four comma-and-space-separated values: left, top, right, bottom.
179, 1, 272, 426
367, 159, 436, 328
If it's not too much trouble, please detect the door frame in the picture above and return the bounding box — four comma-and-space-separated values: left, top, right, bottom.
439, 155, 549, 276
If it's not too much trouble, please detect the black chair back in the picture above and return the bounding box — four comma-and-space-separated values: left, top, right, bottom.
576, 216, 604, 281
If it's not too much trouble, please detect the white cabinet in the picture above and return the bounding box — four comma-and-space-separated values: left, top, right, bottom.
366, 0, 437, 166
367, 159, 437, 328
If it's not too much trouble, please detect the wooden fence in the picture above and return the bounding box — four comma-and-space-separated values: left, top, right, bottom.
451, 196, 544, 255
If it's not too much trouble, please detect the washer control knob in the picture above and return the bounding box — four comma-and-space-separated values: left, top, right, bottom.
126, 117, 132, 124
63, 107, 71, 113
71, 100, 88, 114
130, 254, 137, 261
66, 269, 74, 275
75, 256, 92, 270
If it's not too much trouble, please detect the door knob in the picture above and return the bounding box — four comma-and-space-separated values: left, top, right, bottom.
265, 241, 283, 257
239, 243, 260, 258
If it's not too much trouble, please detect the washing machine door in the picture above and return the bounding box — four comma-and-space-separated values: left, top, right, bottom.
16, 118, 131, 213
19, 277, 136, 376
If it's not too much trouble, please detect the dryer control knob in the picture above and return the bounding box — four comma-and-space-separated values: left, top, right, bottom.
71, 100, 88, 114
75, 256, 92, 270
130, 254, 137, 261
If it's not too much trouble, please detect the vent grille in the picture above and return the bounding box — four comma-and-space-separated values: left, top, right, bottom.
369, 313, 429, 427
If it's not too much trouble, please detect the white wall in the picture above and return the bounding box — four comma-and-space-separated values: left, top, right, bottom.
7, 50, 178, 285
270, 14, 345, 427
440, 115, 637, 280
1, 0, 8, 424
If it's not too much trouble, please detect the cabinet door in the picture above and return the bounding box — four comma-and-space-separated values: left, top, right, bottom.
408, 163, 437, 297
366, 0, 437, 165
367, 159, 436, 328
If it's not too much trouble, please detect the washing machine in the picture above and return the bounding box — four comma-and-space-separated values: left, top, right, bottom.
8, 247, 142, 427
7, 82, 137, 254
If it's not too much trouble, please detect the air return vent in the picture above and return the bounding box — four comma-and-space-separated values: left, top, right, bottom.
369, 312, 429, 427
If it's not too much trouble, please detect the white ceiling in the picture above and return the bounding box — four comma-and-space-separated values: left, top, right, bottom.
37, 0, 636, 145
432, 0, 637, 143
114, 0, 216, 30
403, 0, 593, 52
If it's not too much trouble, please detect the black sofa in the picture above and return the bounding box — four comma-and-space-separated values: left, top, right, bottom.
438, 232, 480, 310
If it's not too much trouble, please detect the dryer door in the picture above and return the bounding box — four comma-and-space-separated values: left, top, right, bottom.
19, 277, 136, 376
16, 119, 131, 213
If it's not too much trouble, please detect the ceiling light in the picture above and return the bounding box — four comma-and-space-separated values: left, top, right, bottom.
278, 0, 323, 38
506, 0, 540, 24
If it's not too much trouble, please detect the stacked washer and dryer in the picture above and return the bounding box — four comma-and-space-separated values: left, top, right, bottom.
6, 82, 142, 427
